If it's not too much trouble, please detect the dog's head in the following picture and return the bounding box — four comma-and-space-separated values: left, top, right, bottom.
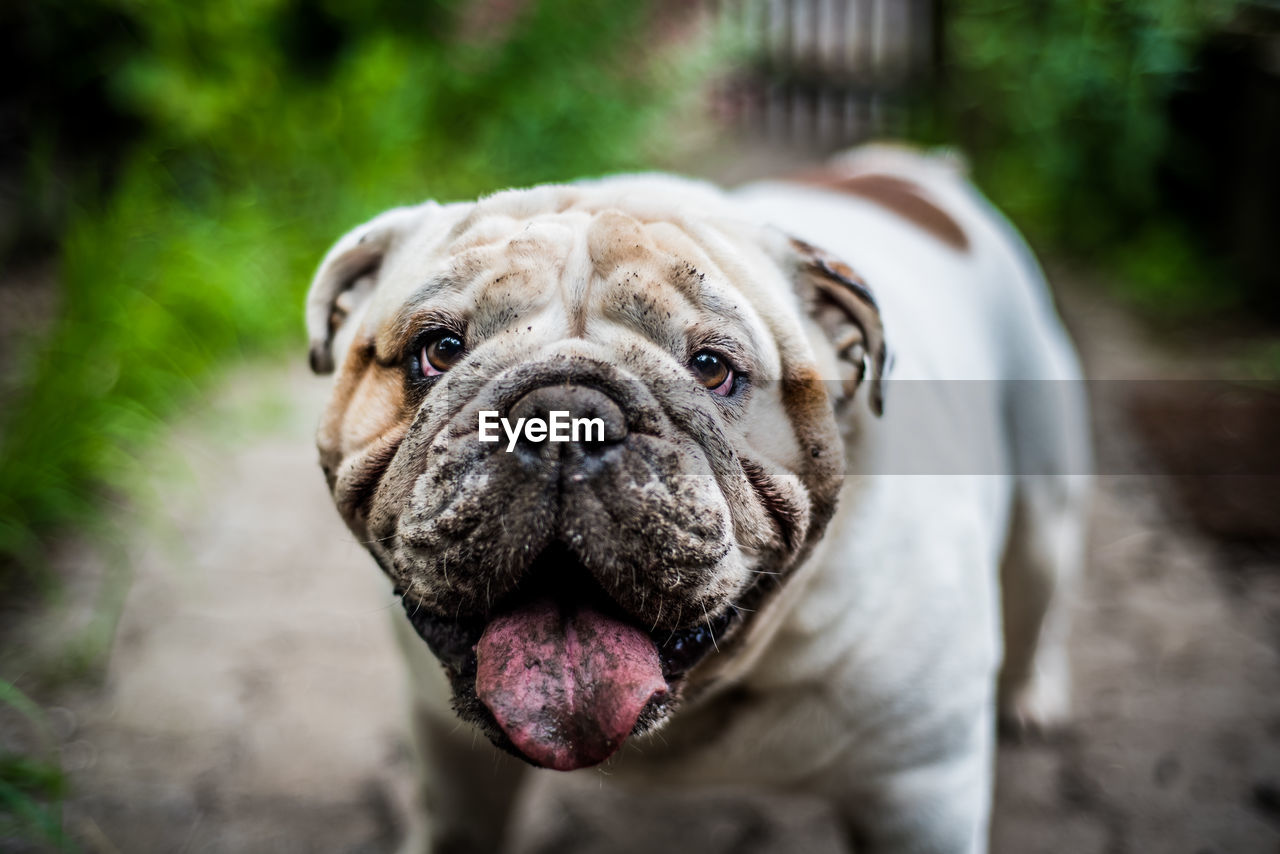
305, 176, 886, 771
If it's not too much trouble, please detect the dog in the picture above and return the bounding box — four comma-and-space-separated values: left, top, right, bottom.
304, 145, 1090, 853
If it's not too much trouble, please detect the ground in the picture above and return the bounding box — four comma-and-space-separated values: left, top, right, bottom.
2, 266, 1279, 853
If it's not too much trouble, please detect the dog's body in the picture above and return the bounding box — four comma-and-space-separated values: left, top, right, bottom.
306, 146, 1089, 853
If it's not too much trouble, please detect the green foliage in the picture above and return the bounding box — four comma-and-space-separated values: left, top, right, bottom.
0, 0, 705, 585
0, 679, 74, 851
943, 0, 1239, 311
0, 755, 73, 851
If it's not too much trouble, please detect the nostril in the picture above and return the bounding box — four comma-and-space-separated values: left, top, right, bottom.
505, 385, 628, 455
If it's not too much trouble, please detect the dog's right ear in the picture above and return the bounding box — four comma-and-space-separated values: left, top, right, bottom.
767, 233, 890, 416
305, 203, 437, 374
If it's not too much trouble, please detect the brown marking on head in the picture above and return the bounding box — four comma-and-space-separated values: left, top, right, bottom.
587, 210, 656, 275
789, 171, 969, 252
583, 210, 668, 336
778, 360, 844, 530
586, 214, 703, 301
317, 338, 412, 532
317, 341, 373, 471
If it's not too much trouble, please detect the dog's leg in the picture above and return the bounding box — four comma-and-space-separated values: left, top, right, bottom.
393, 618, 527, 854
996, 472, 1088, 735
399, 706, 527, 854
833, 707, 996, 854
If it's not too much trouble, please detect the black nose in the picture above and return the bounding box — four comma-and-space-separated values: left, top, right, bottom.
505, 385, 628, 460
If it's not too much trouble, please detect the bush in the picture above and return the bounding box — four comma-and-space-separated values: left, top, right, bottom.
942, 0, 1241, 313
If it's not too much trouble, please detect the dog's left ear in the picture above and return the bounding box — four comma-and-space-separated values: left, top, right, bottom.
305, 202, 437, 374
780, 236, 890, 416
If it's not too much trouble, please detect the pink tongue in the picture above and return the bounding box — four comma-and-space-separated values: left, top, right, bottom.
475, 597, 666, 771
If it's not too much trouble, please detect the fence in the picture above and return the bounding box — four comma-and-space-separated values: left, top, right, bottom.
712, 0, 938, 149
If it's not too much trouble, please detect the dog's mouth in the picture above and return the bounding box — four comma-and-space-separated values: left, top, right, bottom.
397, 543, 737, 771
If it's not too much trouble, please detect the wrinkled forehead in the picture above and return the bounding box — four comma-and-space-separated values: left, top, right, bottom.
360, 194, 787, 372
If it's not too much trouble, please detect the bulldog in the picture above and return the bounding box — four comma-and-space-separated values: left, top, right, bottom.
305, 145, 1090, 853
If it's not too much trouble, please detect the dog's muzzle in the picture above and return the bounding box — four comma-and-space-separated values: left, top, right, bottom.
394, 362, 745, 770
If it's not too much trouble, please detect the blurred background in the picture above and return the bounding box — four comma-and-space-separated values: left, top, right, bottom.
1, 1, 1278, 851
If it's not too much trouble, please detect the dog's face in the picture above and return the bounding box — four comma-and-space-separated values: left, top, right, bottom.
306, 177, 885, 771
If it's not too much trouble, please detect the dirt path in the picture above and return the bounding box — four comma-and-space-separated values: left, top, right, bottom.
991, 273, 1280, 853
4, 273, 1279, 853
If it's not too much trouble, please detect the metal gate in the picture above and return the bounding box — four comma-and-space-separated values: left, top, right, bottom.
711, 0, 938, 149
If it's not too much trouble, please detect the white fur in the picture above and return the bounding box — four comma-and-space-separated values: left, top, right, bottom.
375, 152, 1089, 854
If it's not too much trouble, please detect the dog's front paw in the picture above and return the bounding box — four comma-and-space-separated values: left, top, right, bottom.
998, 654, 1071, 740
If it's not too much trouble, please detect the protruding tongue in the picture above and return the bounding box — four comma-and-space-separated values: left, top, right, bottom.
475, 596, 666, 771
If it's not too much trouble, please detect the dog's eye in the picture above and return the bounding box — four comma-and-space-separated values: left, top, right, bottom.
421, 332, 466, 377
689, 350, 735, 396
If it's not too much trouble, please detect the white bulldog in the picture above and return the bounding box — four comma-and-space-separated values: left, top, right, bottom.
305, 145, 1090, 854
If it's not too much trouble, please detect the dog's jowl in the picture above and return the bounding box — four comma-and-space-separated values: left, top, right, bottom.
305, 146, 1090, 853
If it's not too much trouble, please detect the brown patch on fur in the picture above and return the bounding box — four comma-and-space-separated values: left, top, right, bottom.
317, 342, 375, 472
587, 210, 657, 276
789, 170, 969, 252
341, 365, 408, 447
318, 338, 411, 483
779, 360, 844, 518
